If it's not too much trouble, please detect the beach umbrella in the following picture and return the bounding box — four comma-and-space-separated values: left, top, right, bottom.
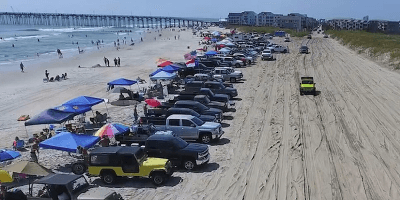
0, 149, 21, 162
145, 99, 162, 107
2, 161, 52, 177
94, 123, 130, 137
157, 60, 173, 67
0, 170, 13, 183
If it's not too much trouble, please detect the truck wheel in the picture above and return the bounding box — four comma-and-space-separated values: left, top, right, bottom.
248, 60, 252, 65
230, 77, 236, 83
200, 134, 212, 144
151, 172, 166, 186
72, 162, 86, 175
101, 172, 116, 184
283, 49, 287, 53
235, 63, 240, 68
183, 159, 196, 170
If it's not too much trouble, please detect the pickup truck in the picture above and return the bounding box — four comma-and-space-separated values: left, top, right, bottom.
212, 67, 244, 83
154, 114, 223, 144
193, 95, 228, 112
180, 88, 232, 105
203, 81, 238, 98
185, 81, 235, 96
216, 56, 244, 68
273, 45, 289, 53
145, 133, 210, 170
174, 100, 223, 122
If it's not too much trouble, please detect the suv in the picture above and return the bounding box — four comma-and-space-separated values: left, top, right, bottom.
212, 67, 243, 83
307, 35, 312, 39
273, 45, 289, 53
219, 57, 244, 68
86, 146, 173, 185
145, 133, 210, 170
232, 53, 254, 65
284, 37, 290, 42
299, 46, 309, 54
261, 49, 274, 61
300, 77, 316, 95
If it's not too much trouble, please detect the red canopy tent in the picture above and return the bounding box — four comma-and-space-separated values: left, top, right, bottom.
157, 61, 173, 67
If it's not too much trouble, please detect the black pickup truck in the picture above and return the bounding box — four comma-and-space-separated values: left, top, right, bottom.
180, 88, 231, 105
144, 133, 210, 170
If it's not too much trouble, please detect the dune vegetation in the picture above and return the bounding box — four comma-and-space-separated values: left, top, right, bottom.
228, 25, 309, 37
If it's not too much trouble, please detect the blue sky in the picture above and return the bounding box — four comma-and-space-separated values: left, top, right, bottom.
0, 0, 398, 21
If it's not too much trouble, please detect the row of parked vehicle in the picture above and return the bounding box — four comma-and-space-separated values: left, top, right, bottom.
68, 39, 254, 190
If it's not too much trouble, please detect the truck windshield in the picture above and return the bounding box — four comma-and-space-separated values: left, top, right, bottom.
173, 136, 189, 149
70, 176, 89, 195
192, 117, 205, 126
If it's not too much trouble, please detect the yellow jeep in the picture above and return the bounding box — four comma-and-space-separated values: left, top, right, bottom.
300, 77, 316, 95
87, 146, 173, 185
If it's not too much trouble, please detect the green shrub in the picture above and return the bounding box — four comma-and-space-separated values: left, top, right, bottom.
326, 30, 400, 61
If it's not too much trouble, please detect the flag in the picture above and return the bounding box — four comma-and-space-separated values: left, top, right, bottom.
186, 59, 196, 67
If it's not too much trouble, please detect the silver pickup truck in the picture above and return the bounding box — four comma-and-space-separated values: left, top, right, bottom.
212, 67, 243, 83
155, 114, 223, 144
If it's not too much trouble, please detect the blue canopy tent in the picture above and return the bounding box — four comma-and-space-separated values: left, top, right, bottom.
161, 65, 180, 73
107, 78, 137, 86
219, 48, 231, 54
39, 132, 100, 153
25, 109, 77, 126
211, 38, 218, 42
63, 96, 104, 107
150, 68, 163, 77
53, 105, 91, 114
205, 50, 218, 56
150, 71, 177, 81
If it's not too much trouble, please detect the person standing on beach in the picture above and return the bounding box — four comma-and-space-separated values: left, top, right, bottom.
106, 58, 110, 67
144, 104, 148, 117
133, 105, 138, 123
114, 58, 117, 67
117, 57, 121, 67
45, 70, 49, 80
141, 37, 143, 42
20, 62, 24, 72
104, 57, 107, 66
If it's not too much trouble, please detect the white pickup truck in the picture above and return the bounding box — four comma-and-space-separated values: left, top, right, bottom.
155, 114, 224, 144
273, 45, 289, 53
212, 67, 243, 83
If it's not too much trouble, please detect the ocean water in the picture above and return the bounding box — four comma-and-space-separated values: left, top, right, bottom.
0, 25, 145, 71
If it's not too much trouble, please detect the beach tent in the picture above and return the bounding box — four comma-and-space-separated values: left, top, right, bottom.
25, 109, 76, 126
211, 38, 218, 42
161, 65, 180, 73
205, 50, 218, 55
63, 96, 104, 107
0, 170, 13, 183
39, 132, 100, 153
107, 78, 137, 86
2, 161, 52, 177
0, 149, 21, 162
150, 71, 177, 81
53, 104, 91, 114
150, 68, 163, 77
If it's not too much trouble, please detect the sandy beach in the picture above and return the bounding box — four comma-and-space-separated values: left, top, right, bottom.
2, 27, 400, 200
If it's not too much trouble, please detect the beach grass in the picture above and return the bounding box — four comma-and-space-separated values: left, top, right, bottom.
228, 25, 309, 37
326, 30, 400, 61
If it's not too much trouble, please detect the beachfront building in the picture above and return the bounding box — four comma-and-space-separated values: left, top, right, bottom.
228, 11, 317, 31
327, 18, 368, 30
227, 11, 257, 26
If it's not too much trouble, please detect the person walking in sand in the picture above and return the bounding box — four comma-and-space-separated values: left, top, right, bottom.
20, 62, 24, 72
117, 57, 120, 67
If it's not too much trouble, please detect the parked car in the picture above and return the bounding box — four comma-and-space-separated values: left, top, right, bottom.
273, 45, 289, 53
154, 114, 224, 143
85, 146, 173, 185
261, 49, 274, 61
284, 37, 290, 42
219, 56, 244, 68
33, 174, 123, 200
323, 35, 329, 38
193, 95, 228, 112
307, 35, 312, 39
232, 53, 255, 65
174, 100, 223, 122
299, 46, 309, 54
145, 133, 210, 170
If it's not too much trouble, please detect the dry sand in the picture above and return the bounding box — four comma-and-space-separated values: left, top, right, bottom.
2, 28, 400, 200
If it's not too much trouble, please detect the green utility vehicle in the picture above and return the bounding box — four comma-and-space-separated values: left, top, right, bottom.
300, 77, 316, 95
